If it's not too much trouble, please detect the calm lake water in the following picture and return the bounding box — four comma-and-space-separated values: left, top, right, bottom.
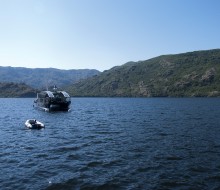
0, 98, 220, 190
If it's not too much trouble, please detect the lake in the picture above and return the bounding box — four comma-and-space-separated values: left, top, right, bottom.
0, 98, 220, 190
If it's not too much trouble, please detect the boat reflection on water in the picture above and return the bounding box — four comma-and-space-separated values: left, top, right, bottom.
34, 86, 71, 112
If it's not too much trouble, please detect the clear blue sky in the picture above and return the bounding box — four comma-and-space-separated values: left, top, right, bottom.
0, 0, 219, 71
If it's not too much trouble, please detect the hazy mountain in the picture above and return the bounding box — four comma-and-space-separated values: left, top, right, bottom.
0, 67, 100, 89
67, 49, 220, 97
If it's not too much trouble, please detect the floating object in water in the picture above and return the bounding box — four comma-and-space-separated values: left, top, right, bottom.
25, 119, 45, 129
33, 87, 71, 112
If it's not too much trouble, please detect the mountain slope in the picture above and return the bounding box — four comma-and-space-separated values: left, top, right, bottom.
68, 49, 220, 97
0, 67, 100, 89
0, 82, 37, 97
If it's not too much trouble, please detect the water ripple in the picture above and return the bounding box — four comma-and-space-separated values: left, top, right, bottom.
1, 98, 220, 189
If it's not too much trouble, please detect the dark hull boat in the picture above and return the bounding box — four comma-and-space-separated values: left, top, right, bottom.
34, 88, 71, 112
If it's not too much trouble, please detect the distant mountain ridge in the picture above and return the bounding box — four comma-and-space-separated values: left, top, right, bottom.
68, 49, 220, 97
0, 67, 100, 89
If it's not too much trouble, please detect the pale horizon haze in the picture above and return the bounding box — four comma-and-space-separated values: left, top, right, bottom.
0, 0, 220, 71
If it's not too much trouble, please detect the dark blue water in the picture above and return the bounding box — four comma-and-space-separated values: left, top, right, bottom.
0, 98, 220, 190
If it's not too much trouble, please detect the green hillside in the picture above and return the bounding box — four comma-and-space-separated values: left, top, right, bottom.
0, 82, 37, 97
68, 49, 220, 97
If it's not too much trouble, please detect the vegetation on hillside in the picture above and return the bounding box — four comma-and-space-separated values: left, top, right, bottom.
67, 49, 220, 97
0, 82, 37, 97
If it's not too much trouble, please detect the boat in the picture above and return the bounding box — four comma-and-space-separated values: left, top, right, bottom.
25, 119, 45, 129
34, 86, 71, 112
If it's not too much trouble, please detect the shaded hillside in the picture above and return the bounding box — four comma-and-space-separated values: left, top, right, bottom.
0, 67, 100, 89
68, 49, 220, 97
0, 82, 37, 97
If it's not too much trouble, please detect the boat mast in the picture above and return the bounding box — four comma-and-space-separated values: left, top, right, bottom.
53, 85, 58, 92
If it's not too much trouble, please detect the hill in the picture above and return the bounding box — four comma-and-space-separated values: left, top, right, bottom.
0, 67, 100, 89
0, 82, 37, 97
68, 49, 220, 97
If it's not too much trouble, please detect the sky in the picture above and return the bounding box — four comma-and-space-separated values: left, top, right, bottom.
0, 0, 220, 71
